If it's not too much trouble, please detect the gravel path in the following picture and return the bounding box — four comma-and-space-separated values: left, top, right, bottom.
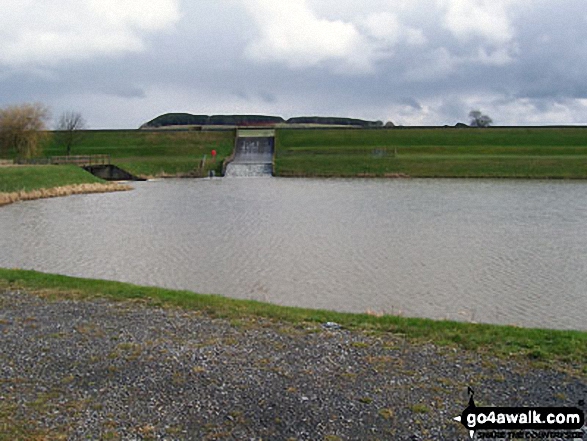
1, 289, 585, 440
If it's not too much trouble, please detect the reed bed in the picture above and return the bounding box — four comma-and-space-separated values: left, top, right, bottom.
0, 182, 131, 207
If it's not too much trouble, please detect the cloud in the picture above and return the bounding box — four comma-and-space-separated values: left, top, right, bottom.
3, 0, 587, 128
471, 96, 587, 126
476, 47, 514, 66
242, 1, 433, 73
402, 47, 458, 81
360, 11, 427, 51
0, 0, 180, 66
362, 12, 401, 43
440, 0, 514, 43
243, 0, 371, 71
242, 0, 520, 74
399, 97, 423, 111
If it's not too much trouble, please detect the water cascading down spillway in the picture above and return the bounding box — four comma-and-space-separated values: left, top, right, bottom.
224, 130, 275, 177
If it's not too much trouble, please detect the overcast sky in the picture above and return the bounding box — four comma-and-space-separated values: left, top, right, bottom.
1, 0, 586, 128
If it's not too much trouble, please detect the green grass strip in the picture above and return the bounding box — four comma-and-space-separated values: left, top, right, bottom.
0, 165, 104, 193
1, 268, 586, 367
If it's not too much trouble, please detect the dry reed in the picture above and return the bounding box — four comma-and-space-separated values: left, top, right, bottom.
0, 183, 132, 207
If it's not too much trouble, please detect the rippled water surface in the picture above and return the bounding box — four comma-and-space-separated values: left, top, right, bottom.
1, 178, 586, 330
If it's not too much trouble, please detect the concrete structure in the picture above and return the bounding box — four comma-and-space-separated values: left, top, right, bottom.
224, 130, 275, 177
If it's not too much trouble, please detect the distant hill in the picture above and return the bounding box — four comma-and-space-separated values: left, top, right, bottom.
286, 116, 382, 127
143, 113, 210, 127
141, 114, 285, 128
140, 113, 383, 129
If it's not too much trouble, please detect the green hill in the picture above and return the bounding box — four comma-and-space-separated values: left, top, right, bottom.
142, 113, 285, 128
285, 116, 382, 127
141, 113, 383, 128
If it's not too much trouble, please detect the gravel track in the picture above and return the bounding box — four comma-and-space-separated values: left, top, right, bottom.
0, 289, 585, 440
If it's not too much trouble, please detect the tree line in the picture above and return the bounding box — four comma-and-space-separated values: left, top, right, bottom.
0, 103, 86, 159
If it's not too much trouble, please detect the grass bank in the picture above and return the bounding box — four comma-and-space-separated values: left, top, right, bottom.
0, 165, 104, 193
1, 268, 586, 368
275, 127, 587, 178
0, 165, 130, 206
43, 130, 235, 178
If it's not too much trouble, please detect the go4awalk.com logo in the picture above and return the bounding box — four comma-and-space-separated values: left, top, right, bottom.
453, 387, 585, 439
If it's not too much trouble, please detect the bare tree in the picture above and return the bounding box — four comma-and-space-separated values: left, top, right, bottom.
56, 111, 87, 156
0, 103, 51, 158
469, 110, 493, 128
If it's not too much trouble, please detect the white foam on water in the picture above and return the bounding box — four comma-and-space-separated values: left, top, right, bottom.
224, 163, 273, 177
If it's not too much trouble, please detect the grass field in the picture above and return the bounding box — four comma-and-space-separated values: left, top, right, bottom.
0, 165, 104, 193
3, 127, 587, 179
41, 130, 235, 178
1, 268, 586, 369
275, 127, 587, 178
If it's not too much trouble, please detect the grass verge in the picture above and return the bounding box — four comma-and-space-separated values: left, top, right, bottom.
1, 268, 586, 368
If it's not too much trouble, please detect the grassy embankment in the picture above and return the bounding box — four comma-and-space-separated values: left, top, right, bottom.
1, 268, 586, 370
0, 165, 130, 206
0, 164, 104, 192
275, 127, 587, 178
0, 130, 234, 204
42, 129, 235, 178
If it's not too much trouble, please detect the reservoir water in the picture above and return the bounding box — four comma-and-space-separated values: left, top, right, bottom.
1, 178, 586, 330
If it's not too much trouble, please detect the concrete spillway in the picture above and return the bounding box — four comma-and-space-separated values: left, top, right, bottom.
224, 131, 274, 177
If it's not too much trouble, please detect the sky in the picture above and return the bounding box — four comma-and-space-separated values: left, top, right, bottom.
1, 0, 587, 128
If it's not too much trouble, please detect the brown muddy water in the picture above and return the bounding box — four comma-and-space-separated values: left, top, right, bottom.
1, 177, 586, 330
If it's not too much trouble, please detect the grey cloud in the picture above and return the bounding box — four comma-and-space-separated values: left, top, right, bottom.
1, 60, 146, 99
2, 0, 587, 127
232, 90, 250, 101
398, 97, 423, 111
258, 90, 277, 104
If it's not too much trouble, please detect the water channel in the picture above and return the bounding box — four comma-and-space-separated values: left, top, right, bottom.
1, 178, 586, 330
